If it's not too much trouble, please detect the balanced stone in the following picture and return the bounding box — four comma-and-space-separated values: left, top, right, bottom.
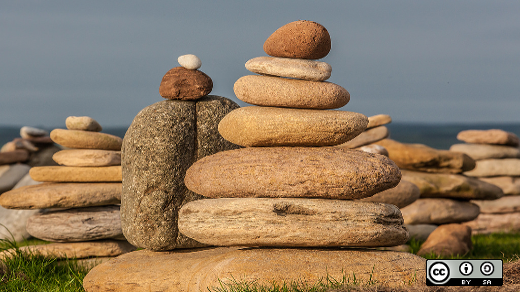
29, 166, 122, 182
450, 143, 520, 160
83, 248, 425, 291
2, 138, 38, 152
218, 107, 367, 147
359, 180, 420, 208
53, 149, 121, 167
0, 149, 29, 165
0, 182, 121, 209
20, 126, 48, 138
464, 158, 520, 177
159, 67, 212, 100
367, 114, 392, 129
479, 176, 520, 196
65, 116, 102, 132
356, 144, 389, 156
179, 198, 409, 247
26, 206, 123, 242
234, 75, 349, 109
0, 164, 31, 193
0, 206, 41, 242
376, 139, 475, 174
457, 129, 520, 146
177, 54, 201, 70
337, 126, 388, 148
245, 56, 331, 81
400, 198, 480, 225
464, 213, 520, 234
50, 129, 122, 150
405, 224, 438, 241
472, 196, 520, 214
263, 20, 331, 59
417, 224, 472, 257
185, 147, 401, 200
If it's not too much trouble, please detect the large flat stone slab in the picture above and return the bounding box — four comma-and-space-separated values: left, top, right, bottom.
185, 147, 401, 200
457, 129, 519, 147
52, 149, 121, 167
464, 158, 520, 177
450, 143, 520, 160
400, 198, 480, 225
179, 198, 408, 247
359, 180, 420, 208
50, 129, 122, 150
29, 166, 122, 182
463, 213, 520, 234
245, 56, 331, 81
83, 247, 426, 291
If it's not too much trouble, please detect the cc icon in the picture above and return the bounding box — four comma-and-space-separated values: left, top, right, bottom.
429, 262, 450, 283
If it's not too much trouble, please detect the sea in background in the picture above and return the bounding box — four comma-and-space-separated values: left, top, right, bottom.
1, 123, 520, 150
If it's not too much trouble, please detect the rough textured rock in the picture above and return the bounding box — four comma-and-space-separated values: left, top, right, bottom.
53, 149, 121, 167
356, 144, 389, 156
401, 170, 503, 200
0, 164, 31, 193
464, 158, 520, 177
463, 212, 520, 234
159, 67, 212, 100
479, 176, 520, 196
400, 198, 480, 224
375, 139, 476, 173
450, 143, 520, 160
185, 147, 401, 200
245, 56, 331, 81
0, 182, 121, 209
367, 114, 392, 129
457, 129, 520, 146
0, 149, 29, 165
83, 248, 426, 291
417, 224, 472, 257
26, 206, 123, 242
263, 20, 331, 59
472, 196, 520, 214
405, 224, 438, 241
359, 180, 420, 208
234, 75, 349, 109
50, 129, 122, 150
337, 126, 389, 148
29, 166, 122, 182
179, 198, 408, 247
218, 107, 367, 147
121, 96, 239, 251
65, 116, 102, 132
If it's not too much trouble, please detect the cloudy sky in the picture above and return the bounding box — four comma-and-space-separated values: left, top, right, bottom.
1, 1, 519, 128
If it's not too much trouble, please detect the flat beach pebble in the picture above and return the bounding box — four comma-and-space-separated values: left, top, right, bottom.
245, 56, 331, 81
178, 54, 201, 70
65, 116, 102, 132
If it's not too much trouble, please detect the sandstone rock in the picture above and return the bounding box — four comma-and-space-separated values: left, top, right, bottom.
179, 198, 408, 247
0, 182, 121, 209
29, 166, 122, 182
367, 114, 392, 129
457, 129, 519, 146
472, 196, 520, 214
121, 96, 239, 251
375, 139, 475, 174
356, 144, 389, 156
159, 67, 212, 100
53, 149, 121, 167
185, 147, 401, 200
337, 126, 388, 148
464, 158, 520, 177
50, 129, 122, 150
0, 149, 29, 165
245, 56, 331, 81
417, 224, 472, 257
234, 75, 349, 109
463, 213, 520, 234
401, 170, 503, 200
359, 180, 420, 208
83, 248, 425, 291
450, 143, 520, 160
264, 20, 331, 59
400, 198, 480, 224
20, 126, 48, 138
65, 116, 103, 132
177, 54, 201, 70
479, 176, 520, 196
218, 107, 367, 147
26, 206, 123, 242
0, 164, 30, 193
405, 224, 438, 241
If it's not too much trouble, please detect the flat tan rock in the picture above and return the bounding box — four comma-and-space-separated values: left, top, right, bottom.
0, 149, 29, 165
375, 139, 475, 174
450, 143, 520, 160
245, 56, 331, 81
179, 198, 408, 247
463, 212, 520, 234
159, 67, 212, 100
479, 176, 520, 196
457, 129, 519, 146
83, 248, 426, 291
65, 116, 102, 132
355, 144, 389, 156
464, 158, 520, 177
50, 129, 122, 150
234, 75, 349, 109
53, 149, 121, 167
359, 180, 420, 208
0, 182, 121, 209
337, 126, 389, 148
400, 198, 480, 225
472, 196, 520, 214
29, 166, 122, 182
417, 224, 472, 257
185, 147, 401, 200
218, 107, 367, 147
367, 114, 392, 129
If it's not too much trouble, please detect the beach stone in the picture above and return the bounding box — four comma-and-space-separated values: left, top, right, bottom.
234, 75, 349, 109
65, 116, 103, 132
0, 182, 121, 209
50, 129, 122, 150
179, 198, 408, 247
0, 149, 29, 165
0, 164, 30, 193
218, 107, 367, 147
121, 96, 239, 251
464, 158, 520, 177
159, 67, 212, 100
177, 54, 202, 70
0, 165, 10, 177
359, 180, 420, 208
400, 198, 480, 225
479, 176, 520, 196
367, 114, 392, 129
0, 142, 16, 153
405, 224, 438, 241
53, 149, 121, 167
26, 206, 123, 242
245, 56, 331, 81
463, 213, 520, 234
356, 144, 389, 156
20, 126, 48, 138
263, 20, 331, 59
472, 196, 520, 214
83, 248, 426, 291
375, 139, 476, 174
417, 224, 472, 257
450, 143, 520, 160
401, 170, 503, 200
24, 136, 53, 144
29, 166, 122, 182
457, 129, 520, 146
27, 144, 61, 167
337, 126, 388, 148
1, 138, 38, 152
185, 147, 401, 200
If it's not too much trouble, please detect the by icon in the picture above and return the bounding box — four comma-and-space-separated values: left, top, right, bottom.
459, 262, 473, 276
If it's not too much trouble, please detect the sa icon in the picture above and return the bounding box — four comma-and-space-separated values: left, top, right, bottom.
429, 262, 450, 283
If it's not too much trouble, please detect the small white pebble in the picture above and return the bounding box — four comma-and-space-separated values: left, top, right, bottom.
178, 54, 202, 70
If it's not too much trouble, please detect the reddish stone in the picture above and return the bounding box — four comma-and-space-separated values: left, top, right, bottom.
159, 67, 212, 100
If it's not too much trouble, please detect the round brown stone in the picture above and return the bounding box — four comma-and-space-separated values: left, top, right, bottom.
159, 67, 212, 100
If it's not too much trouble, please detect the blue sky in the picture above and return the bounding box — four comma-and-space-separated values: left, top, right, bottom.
1, 1, 520, 128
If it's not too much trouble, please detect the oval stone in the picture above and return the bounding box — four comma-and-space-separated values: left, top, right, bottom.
245, 56, 331, 81
53, 149, 121, 167
177, 54, 201, 70
218, 107, 367, 147
159, 67, 212, 100
457, 129, 519, 146
50, 129, 122, 150
400, 198, 480, 225
463, 158, 520, 177
234, 75, 349, 109
65, 116, 102, 132
359, 180, 420, 209
367, 114, 392, 129
450, 143, 520, 160
184, 147, 401, 200
337, 126, 389, 148
29, 166, 122, 182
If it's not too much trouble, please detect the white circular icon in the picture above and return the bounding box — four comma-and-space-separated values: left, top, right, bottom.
481, 262, 494, 276
459, 262, 473, 275
429, 262, 450, 283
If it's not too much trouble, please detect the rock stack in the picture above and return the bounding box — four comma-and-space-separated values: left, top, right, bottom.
450, 129, 520, 234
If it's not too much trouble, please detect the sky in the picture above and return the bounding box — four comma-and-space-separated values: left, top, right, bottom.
1, 1, 520, 128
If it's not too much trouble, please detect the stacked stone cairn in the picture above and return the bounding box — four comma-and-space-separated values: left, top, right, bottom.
0, 117, 135, 265
449, 129, 520, 234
